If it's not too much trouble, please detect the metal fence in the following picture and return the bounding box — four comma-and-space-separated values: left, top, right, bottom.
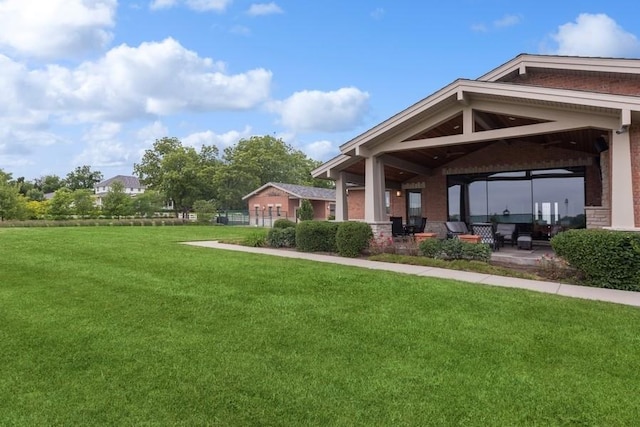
214, 211, 250, 226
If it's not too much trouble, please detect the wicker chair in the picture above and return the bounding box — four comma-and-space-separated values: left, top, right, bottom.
471, 223, 499, 251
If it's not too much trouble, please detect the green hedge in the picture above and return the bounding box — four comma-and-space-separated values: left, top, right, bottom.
267, 227, 297, 248
272, 218, 296, 229
551, 229, 640, 290
335, 222, 373, 258
0, 218, 192, 227
419, 238, 491, 262
295, 221, 338, 253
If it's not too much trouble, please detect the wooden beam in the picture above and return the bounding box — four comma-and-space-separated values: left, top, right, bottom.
380, 154, 431, 176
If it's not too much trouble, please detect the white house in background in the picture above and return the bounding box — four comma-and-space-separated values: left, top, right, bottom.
93, 175, 146, 207
94, 175, 176, 211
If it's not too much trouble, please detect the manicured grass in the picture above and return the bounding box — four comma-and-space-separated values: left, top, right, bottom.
1, 226, 640, 425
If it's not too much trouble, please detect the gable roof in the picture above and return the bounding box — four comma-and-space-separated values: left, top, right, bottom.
95, 175, 145, 189
479, 53, 640, 82
243, 182, 336, 201
313, 53, 640, 179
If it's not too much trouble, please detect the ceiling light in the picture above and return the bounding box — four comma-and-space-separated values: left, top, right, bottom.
508, 116, 516, 121
453, 125, 460, 130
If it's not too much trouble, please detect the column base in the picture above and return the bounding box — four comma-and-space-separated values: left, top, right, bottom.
369, 221, 392, 239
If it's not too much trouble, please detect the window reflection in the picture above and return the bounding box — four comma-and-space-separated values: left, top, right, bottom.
447, 167, 585, 240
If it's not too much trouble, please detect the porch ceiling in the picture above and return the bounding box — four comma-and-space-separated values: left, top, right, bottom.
339, 127, 606, 184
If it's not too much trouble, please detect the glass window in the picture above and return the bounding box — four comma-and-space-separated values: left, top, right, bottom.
385, 191, 390, 214
406, 190, 422, 226
468, 181, 488, 223
448, 184, 461, 221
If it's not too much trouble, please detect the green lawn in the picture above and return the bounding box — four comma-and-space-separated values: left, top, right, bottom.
1, 226, 639, 425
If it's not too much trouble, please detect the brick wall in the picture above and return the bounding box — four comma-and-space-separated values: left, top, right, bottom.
504, 69, 640, 96
347, 189, 365, 220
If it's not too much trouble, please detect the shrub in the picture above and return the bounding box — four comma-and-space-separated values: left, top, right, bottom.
241, 229, 268, 247
419, 238, 491, 262
335, 222, 373, 257
267, 227, 297, 248
295, 221, 338, 252
419, 239, 441, 258
551, 229, 640, 290
297, 199, 314, 221
273, 218, 296, 229
369, 233, 395, 255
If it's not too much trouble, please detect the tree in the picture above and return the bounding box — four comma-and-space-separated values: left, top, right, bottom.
297, 199, 314, 221
25, 200, 48, 219
131, 190, 163, 218
73, 189, 95, 218
48, 188, 74, 218
193, 199, 218, 223
34, 174, 65, 194
214, 135, 330, 210
26, 188, 45, 201
66, 165, 103, 190
0, 182, 24, 221
134, 137, 220, 216
102, 181, 133, 218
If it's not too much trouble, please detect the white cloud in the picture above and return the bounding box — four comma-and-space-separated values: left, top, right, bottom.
471, 23, 488, 33
182, 126, 252, 149
74, 122, 130, 168
247, 2, 283, 16
494, 14, 521, 28
150, 0, 232, 12
5, 38, 271, 123
230, 25, 252, 36
370, 7, 385, 20
549, 14, 640, 57
303, 140, 337, 161
136, 121, 169, 144
0, 0, 116, 59
150, 0, 177, 9
270, 87, 370, 133
472, 14, 521, 33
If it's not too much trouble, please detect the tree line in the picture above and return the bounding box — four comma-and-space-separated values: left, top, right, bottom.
0, 135, 331, 220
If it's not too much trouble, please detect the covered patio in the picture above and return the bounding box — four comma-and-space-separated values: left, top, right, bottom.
313, 54, 640, 241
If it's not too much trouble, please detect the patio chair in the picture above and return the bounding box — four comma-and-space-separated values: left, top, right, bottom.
417, 217, 428, 233
471, 223, 499, 251
445, 221, 469, 239
390, 216, 406, 238
496, 223, 517, 247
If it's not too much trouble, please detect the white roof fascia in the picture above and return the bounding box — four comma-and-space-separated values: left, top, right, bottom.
457, 80, 640, 112
479, 54, 640, 82
339, 79, 463, 154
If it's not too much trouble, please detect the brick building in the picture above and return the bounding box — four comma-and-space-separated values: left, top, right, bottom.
243, 182, 336, 227
313, 54, 640, 239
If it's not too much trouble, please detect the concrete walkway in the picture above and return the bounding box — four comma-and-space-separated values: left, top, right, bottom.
183, 241, 640, 308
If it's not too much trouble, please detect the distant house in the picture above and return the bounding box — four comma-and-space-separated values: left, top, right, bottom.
243, 182, 336, 226
93, 175, 146, 207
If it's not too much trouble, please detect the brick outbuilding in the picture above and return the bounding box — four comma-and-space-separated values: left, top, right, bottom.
243, 182, 336, 227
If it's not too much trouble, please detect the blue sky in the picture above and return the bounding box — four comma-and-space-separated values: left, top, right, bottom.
1, 1, 639, 180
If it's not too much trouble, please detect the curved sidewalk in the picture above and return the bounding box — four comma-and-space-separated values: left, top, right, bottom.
183, 241, 640, 308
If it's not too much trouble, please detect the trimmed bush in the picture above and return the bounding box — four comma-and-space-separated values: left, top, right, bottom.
273, 218, 296, 229
551, 229, 640, 290
295, 221, 338, 252
419, 238, 491, 262
335, 222, 373, 258
267, 227, 297, 248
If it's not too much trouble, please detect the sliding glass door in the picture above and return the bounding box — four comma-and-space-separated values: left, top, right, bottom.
447, 167, 585, 240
